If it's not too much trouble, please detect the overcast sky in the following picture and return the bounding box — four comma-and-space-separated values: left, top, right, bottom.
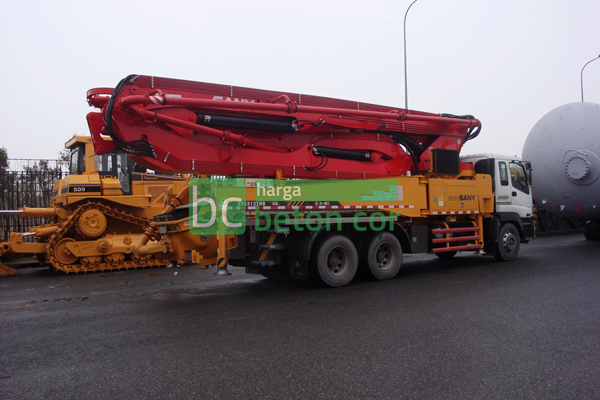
1, 0, 598, 161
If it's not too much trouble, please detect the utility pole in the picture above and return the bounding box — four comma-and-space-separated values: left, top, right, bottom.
404, 0, 419, 111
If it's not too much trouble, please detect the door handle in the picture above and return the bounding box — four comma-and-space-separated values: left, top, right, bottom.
512, 191, 517, 196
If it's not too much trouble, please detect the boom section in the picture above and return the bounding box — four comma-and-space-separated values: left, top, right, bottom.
87, 75, 481, 179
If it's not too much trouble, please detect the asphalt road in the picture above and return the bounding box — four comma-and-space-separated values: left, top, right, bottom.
1, 234, 599, 400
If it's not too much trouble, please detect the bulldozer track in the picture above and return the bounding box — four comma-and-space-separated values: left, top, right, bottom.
45, 202, 168, 273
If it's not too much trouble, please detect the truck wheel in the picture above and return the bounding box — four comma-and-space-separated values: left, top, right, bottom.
311, 235, 358, 287
495, 223, 520, 261
361, 232, 402, 280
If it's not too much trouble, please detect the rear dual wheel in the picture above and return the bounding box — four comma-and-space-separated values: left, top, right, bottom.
311, 235, 358, 288
360, 232, 403, 280
310, 232, 403, 287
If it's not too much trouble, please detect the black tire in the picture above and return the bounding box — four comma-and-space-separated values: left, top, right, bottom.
361, 232, 402, 280
435, 251, 457, 259
584, 225, 593, 240
584, 223, 600, 240
311, 235, 358, 287
495, 223, 520, 261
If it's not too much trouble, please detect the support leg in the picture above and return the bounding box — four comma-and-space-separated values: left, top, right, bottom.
214, 233, 231, 276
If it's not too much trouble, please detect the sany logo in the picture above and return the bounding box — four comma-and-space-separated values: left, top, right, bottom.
212, 96, 255, 102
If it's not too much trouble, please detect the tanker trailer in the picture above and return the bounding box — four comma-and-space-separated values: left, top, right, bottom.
522, 102, 600, 239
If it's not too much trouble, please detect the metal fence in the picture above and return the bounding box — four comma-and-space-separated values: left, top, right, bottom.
0, 161, 64, 241
6, 158, 62, 172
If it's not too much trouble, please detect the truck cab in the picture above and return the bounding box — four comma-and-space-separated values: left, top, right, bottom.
461, 154, 535, 258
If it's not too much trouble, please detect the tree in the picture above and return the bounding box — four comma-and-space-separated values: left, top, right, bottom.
57, 149, 70, 170
0, 147, 7, 173
0, 147, 11, 209
22, 159, 63, 208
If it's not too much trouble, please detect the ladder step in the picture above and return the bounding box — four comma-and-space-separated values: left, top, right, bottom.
433, 244, 481, 253
432, 235, 481, 244
432, 227, 479, 234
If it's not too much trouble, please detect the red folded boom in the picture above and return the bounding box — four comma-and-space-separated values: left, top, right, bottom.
86, 75, 481, 179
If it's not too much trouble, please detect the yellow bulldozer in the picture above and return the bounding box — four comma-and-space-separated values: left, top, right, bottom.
0, 135, 188, 275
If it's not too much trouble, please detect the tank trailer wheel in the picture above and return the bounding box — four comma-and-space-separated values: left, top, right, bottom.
311, 235, 358, 287
361, 232, 403, 280
584, 222, 600, 241
495, 223, 520, 261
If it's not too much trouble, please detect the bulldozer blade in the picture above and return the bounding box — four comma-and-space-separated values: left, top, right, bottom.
0, 260, 21, 276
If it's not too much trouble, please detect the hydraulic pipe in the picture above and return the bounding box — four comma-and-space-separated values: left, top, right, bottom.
87, 88, 113, 108
130, 106, 286, 153
134, 227, 168, 257
29, 225, 59, 237
0, 207, 57, 217
21, 207, 58, 217
120, 95, 481, 127
162, 186, 189, 214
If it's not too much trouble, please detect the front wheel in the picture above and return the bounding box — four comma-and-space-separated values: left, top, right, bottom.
495, 223, 520, 261
311, 235, 358, 287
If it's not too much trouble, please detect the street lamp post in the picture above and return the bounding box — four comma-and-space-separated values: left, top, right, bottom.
581, 55, 600, 102
404, 0, 419, 111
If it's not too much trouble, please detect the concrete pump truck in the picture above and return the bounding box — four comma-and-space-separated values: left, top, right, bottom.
85, 75, 534, 287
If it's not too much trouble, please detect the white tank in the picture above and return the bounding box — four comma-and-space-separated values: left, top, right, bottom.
522, 102, 600, 220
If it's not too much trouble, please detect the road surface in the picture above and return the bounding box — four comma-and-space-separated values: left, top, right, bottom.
1, 234, 599, 399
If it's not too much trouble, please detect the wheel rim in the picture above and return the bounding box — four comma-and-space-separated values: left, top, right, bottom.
327, 246, 350, 276
375, 243, 396, 271
502, 231, 517, 253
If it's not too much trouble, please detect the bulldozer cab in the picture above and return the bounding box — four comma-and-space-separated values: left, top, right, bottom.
66, 136, 134, 195
94, 151, 132, 195
64, 135, 186, 201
